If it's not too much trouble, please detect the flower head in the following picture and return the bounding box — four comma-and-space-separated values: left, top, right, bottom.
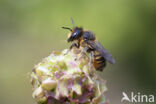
31, 49, 108, 104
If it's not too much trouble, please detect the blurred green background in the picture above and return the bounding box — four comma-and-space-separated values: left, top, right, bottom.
0, 0, 156, 104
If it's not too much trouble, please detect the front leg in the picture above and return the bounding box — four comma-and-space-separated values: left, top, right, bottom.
70, 43, 79, 50
64, 43, 79, 55
76, 47, 89, 60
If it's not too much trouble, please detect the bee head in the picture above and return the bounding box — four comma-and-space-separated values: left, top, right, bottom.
67, 27, 83, 42
62, 18, 83, 42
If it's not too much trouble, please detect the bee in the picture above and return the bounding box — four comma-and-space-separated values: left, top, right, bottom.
62, 19, 115, 71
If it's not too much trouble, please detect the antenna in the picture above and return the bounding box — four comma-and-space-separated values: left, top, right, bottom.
71, 17, 75, 28
62, 27, 72, 32
62, 18, 75, 31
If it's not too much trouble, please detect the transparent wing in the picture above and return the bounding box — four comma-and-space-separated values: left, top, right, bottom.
86, 41, 115, 64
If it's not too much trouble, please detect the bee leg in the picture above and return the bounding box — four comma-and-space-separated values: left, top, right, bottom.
81, 46, 88, 54
64, 43, 79, 55
89, 51, 95, 74
76, 47, 89, 60
70, 43, 79, 50
63, 49, 70, 55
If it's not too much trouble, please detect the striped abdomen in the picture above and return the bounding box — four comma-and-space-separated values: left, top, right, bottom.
92, 51, 106, 71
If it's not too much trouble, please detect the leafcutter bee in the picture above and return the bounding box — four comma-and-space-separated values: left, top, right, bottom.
62, 18, 115, 71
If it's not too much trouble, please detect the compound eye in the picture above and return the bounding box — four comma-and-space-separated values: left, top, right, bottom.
73, 32, 78, 37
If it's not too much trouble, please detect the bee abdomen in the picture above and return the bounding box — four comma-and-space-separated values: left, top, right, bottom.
93, 52, 106, 71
